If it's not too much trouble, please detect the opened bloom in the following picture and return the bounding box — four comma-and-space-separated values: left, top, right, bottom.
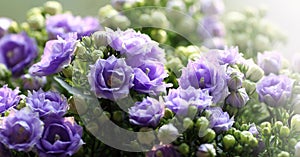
146, 144, 180, 157
26, 89, 68, 118
0, 108, 44, 151
29, 33, 77, 76
256, 74, 294, 107
88, 55, 134, 100
257, 51, 282, 75
129, 97, 164, 127
36, 115, 84, 157
0, 32, 37, 76
206, 107, 234, 133
0, 85, 20, 113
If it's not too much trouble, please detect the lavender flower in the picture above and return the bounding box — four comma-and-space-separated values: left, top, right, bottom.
0, 142, 11, 157
29, 33, 77, 76
146, 144, 180, 157
198, 16, 225, 39
0, 18, 12, 38
106, 28, 165, 67
36, 115, 84, 157
88, 55, 134, 100
133, 60, 168, 95
165, 87, 212, 115
226, 88, 249, 108
200, 0, 225, 15
129, 97, 164, 127
257, 51, 282, 75
0, 108, 44, 151
218, 47, 242, 65
46, 13, 100, 39
0, 85, 20, 113
206, 107, 234, 133
26, 89, 68, 118
179, 58, 229, 103
197, 143, 217, 157
21, 74, 46, 90
256, 74, 294, 107
249, 124, 259, 136
0, 32, 37, 76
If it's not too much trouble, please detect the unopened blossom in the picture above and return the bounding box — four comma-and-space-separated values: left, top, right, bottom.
226, 88, 249, 108
197, 143, 217, 157
21, 74, 47, 90
0, 18, 12, 38
29, 33, 77, 76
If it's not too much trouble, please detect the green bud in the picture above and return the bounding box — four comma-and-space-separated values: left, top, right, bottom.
150, 29, 167, 43
137, 128, 155, 145
233, 130, 241, 140
165, 57, 184, 75
8, 21, 19, 33
249, 137, 258, 147
92, 107, 103, 116
20, 22, 30, 32
27, 14, 45, 30
139, 14, 152, 26
150, 11, 169, 28
245, 59, 264, 82
240, 131, 254, 144
82, 36, 92, 47
98, 5, 118, 19
274, 121, 283, 132
92, 31, 108, 48
240, 124, 249, 131
262, 127, 271, 136
26, 7, 43, 18
242, 80, 256, 95
291, 114, 300, 132
183, 117, 194, 130
44, 1, 63, 15
86, 122, 99, 134
111, 15, 131, 30
179, 143, 189, 155
112, 111, 123, 122
71, 97, 88, 115
277, 151, 290, 157
234, 144, 243, 153
164, 108, 174, 119
260, 121, 271, 129
279, 126, 290, 138
0, 63, 11, 79
196, 117, 210, 135
289, 138, 297, 147
202, 128, 216, 143
62, 66, 73, 78
188, 105, 198, 118
223, 135, 236, 150
91, 50, 104, 61
176, 18, 196, 35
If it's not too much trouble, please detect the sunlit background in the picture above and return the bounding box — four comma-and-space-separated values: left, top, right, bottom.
1, 0, 299, 60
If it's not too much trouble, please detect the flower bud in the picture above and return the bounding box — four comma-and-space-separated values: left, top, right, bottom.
92, 107, 103, 116
112, 110, 123, 122
245, 59, 264, 82
179, 143, 189, 155
260, 121, 271, 129
222, 134, 236, 150
240, 131, 254, 144
8, 21, 19, 33
249, 138, 258, 147
20, 22, 30, 32
196, 117, 210, 136
139, 14, 152, 26
158, 124, 179, 144
254, 35, 271, 51
234, 144, 243, 153
27, 14, 45, 30
98, 5, 118, 19
291, 114, 300, 132
197, 144, 216, 157
262, 127, 271, 136
43, 1, 63, 15
26, 7, 42, 18
202, 128, 216, 143
188, 105, 198, 118
176, 18, 197, 35
137, 128, 155, 145
183, 117, 194, 130
242, 80, 256, 95
227, 68, 244, 91
0, 63, 11, 79
91, 50, 104, 61
150, 11, 169, 28
289, 138, 297, 148
295, 141, 300, 157
92, 31, 108, 47
110, 15, 131, 30
277, 151, 290, 157
226, 88, 249, 108
274, 121, 283, 132
150, 29, 167, 44
279, 126, 290, 138
233, 130, 241, 140
69, 96, 88, 115
164, 108, 174, 119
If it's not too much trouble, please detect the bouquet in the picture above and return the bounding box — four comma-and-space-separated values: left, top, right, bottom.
0, 0, 299, 157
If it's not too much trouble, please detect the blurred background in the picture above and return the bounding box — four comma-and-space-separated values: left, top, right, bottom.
0, 0, 299, 60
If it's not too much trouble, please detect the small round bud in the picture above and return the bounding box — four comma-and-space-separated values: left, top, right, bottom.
8, 21, 19, 33
277, 151, 290, 157
289, 138, 297, 147
26, 7, 43, 18
223, 135, 236, 150
183, 117, 194, 130
291, 114, 300, 132
0, 63, 11, 79
245, 61, 264, 82
179, 143, 190, 155
202, 128, 216, 143
274, 121, 283, 132
279, 126, 290, 138
150, 11, 169, 28
234, 144, 243, 153
240, 131, 253, 144
150, 29, 167, 43
262, 127, 271, 136
249, 138, 258, 147
260, 121, 271, 129
139, 14, 152, 26
44, 1, 63, 15
110, 15, 131, 30
164, 108, 174, 119
92, 31, 108, 48
196, 117, 210, 132
112, 110, 123, 122
188, 105, 198, 118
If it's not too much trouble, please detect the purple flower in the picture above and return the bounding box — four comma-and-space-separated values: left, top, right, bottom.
88, 55, 134, 100
21, 74, 47, 90
165, 87, 212, 115
249, 124, 259, 136
227, 67, 244, 91
256, 74, 294, 107
133, 60, 168, 95
0, 85, 20, 114
200, 0, 225, 15
0, 32, 37, 76
0, 18, 12, 38
226, 88, 249, 108
257, 51, 282, 75
36, 115, 84, 157
197, 143, 217, 157
198, 16, 225, 39
179, 58, 229, 103
106, 28, 165, 67
218, 47, 242, 65
29, 33, 77, 76
46, 13, 100, 39
129, 97, 164, 127
146, 144, 180, 157
26, 89, 68, 118
206, 107, 234, 133
0, 108, 44, 151
0, 142, 11, 157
